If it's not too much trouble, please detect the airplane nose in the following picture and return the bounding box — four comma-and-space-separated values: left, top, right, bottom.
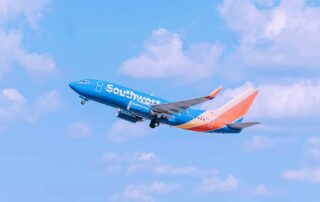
69, 82, 78, 91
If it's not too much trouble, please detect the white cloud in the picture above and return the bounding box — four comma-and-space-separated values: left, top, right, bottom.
0, 0, 56, 80
107, 120, 154, 143
218, 0, 320, 71
120, 28, 222, 81
202, 81, 320, 119
2, 88, 26, 104
120, 0, 320, 82
253, 184, 287, 197
0, 88, 62, 131
67, 121, 93, 138
307, 137, 320, 158
113, 181, 178, 202
306, 137, 320, 159
254, 184, 272, 196
100, 151, 199, 176
0, 29, 55, 79
128, 163, 199, 176
138, 152, 157, 161
101, 152, 120, 161
251, 81, 320, 118
0, 0, 50, 28
308, 137, 320, 145
243, 136, 293, 152
244, 136, 279, 152
102, 151, 241, 197
281, 137, 320, 185
101, 152, 157, 163
282, 168, 320, 183
199, 174, 239, 193
34, 90, 62, 115
153, 165, 199, 176
100, 151, 157, 174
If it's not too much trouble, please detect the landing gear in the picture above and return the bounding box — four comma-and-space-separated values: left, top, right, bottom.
80, 96, 89, 105
149, 119, 160, 128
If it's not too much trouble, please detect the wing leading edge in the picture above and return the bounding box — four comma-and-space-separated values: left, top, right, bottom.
151, 86, 223, 114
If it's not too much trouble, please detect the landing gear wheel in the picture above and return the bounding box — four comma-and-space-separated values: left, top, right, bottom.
150, 119, 160, 128
81, 100, 87, 105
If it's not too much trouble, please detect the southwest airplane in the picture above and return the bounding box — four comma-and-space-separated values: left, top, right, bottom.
69, 79, 259, 133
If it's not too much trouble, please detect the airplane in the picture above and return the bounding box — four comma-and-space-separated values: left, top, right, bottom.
69, 79, 259, 133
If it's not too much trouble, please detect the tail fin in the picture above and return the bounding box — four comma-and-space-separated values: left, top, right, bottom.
215, 88, 259, 124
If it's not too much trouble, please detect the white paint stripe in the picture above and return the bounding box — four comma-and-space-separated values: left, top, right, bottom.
215, 88, 257, 117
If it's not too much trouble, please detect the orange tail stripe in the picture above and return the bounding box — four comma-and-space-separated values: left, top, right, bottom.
188, 91, 258, 132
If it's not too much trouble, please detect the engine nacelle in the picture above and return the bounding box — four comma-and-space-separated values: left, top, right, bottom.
127, 100, 154, 116
117, 110, 143, 123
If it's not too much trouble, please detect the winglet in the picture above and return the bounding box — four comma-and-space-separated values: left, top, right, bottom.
205, 85, 223, 99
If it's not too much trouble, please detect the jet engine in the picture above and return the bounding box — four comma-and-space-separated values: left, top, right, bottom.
117, 109, 143, 123
127, 100, 154, 116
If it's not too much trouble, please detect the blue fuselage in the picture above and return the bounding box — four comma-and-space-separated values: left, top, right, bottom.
69, 79, 204, 127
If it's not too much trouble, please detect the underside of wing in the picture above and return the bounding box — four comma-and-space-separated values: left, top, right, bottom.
151, 86, 222, 115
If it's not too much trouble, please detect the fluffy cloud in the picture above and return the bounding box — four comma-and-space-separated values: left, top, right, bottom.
67, 121, 93, 138
199, 174, 239, 193
138, 152, 157, 161
113, 181, 179, 202
0, 88, 61, 131
127, 162, 199, 177
34, 90, 62, 114
243, 136, 294, 152
101, 151, 157, 174
0, 0, 50, 28
102, 151, 242, 197
202, 80, 320, 119
100, 151, 199, 176
101, 152, 157, 163
149, 165, 199, 176
218, 0, 320, 73
253, 184, 287, 197
306, 137, 320, 158
120, 28, 222, 81
253, 184, 273, 196
2, 88, 26, 104
281, 137, 320, 185
282, 168, 320, 183
107, 120, 154, 143
0, 0, 56, 79
251, 81, 320, 118
120, 0, 320, 82
243, 136, 281, 152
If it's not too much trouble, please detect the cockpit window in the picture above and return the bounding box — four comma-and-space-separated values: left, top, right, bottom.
80, 80, 89, 84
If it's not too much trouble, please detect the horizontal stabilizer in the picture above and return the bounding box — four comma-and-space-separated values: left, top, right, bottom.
227, 122, 260, 129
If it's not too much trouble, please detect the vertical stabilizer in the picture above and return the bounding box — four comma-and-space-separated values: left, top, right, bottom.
215, 89, 259, 124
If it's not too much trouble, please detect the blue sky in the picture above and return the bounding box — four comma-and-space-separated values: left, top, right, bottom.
0, 0, 320, 202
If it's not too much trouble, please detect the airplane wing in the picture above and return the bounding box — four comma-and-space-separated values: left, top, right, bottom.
151, 86, 223, 115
